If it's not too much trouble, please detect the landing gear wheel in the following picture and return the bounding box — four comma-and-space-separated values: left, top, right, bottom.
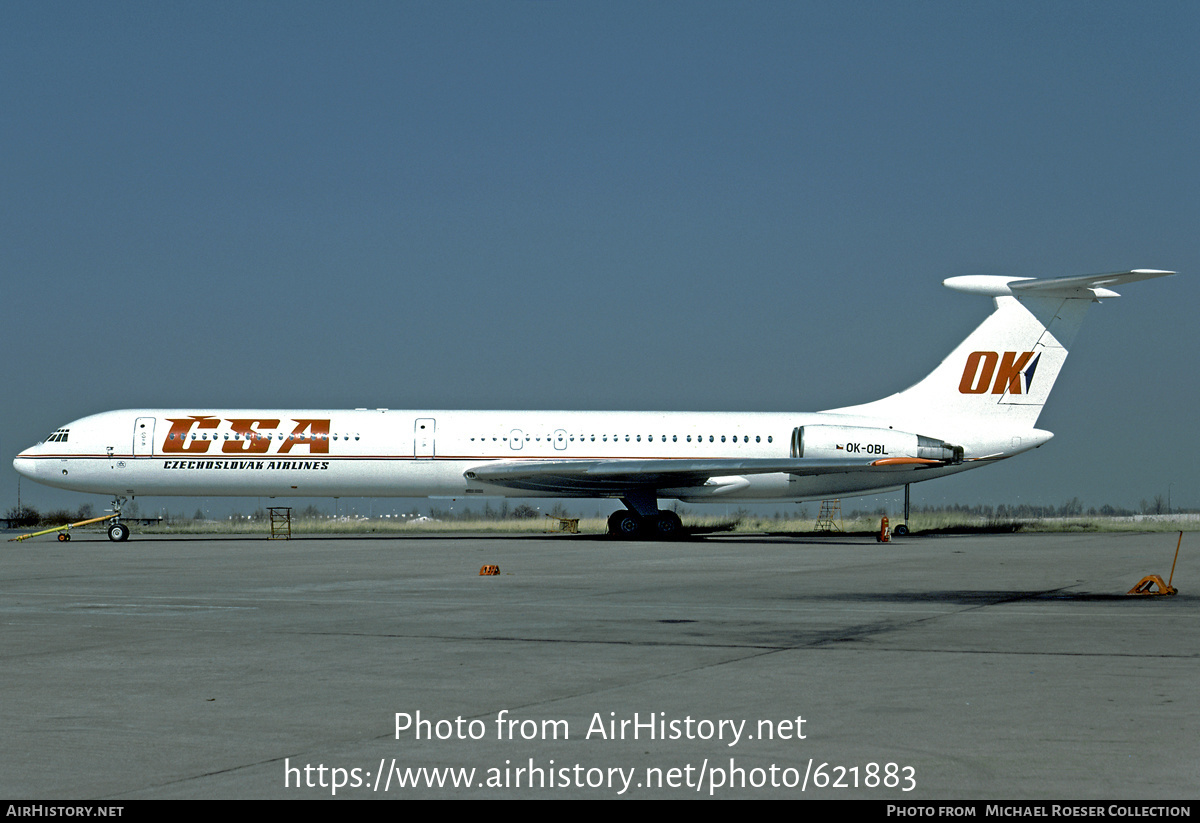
893, 524, 909, 537
108, 523, 130, 542
58, 533, 70, 542
608, 510, 644, 539
655, 512, 683, 539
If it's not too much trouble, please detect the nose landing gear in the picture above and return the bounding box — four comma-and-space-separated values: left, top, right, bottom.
106, 496, 130, 542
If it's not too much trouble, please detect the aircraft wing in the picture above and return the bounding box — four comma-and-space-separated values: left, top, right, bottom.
464, 457, 946, 495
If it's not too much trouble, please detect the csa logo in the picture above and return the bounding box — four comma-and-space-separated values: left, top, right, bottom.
162, 416, 331, 454
958, 351, 1040, 395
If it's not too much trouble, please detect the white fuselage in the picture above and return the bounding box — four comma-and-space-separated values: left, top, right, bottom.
13, 407, 1040, 504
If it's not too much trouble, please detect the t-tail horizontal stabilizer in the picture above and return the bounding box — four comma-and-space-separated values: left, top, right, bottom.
943, 269, 1174, 299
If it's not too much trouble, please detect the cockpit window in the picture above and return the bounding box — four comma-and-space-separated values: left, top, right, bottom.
46, 428, 69, 443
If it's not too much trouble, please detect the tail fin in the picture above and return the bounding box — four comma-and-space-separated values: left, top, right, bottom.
829, 270, 1174, 429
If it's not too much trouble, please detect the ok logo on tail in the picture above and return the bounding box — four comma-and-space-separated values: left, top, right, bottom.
958, 351, 1040, 395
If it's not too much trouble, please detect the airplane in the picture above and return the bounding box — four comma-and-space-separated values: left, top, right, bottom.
12, 269, 1174, 542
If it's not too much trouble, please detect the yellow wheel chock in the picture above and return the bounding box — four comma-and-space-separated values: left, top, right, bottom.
1127, 532, 1183, 596
1127, 575, 1176, 596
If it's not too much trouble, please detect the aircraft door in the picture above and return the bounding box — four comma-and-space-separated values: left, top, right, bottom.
553, 429, 568, 450
134, 417, 156, 456
415, 418, 436, 458
509, 429, 523, 450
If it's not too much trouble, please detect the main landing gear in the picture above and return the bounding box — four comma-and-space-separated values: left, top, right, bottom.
606, 493, 684, 540
607, 509, 683, 539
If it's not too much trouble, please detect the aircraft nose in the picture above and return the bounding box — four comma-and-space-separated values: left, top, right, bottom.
13, 449, 41, 481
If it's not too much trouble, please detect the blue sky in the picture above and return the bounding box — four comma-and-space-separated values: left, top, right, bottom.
3, 1, 1197, 516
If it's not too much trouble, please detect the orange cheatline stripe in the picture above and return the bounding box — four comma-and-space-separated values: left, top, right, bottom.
870, 457, 940, 466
